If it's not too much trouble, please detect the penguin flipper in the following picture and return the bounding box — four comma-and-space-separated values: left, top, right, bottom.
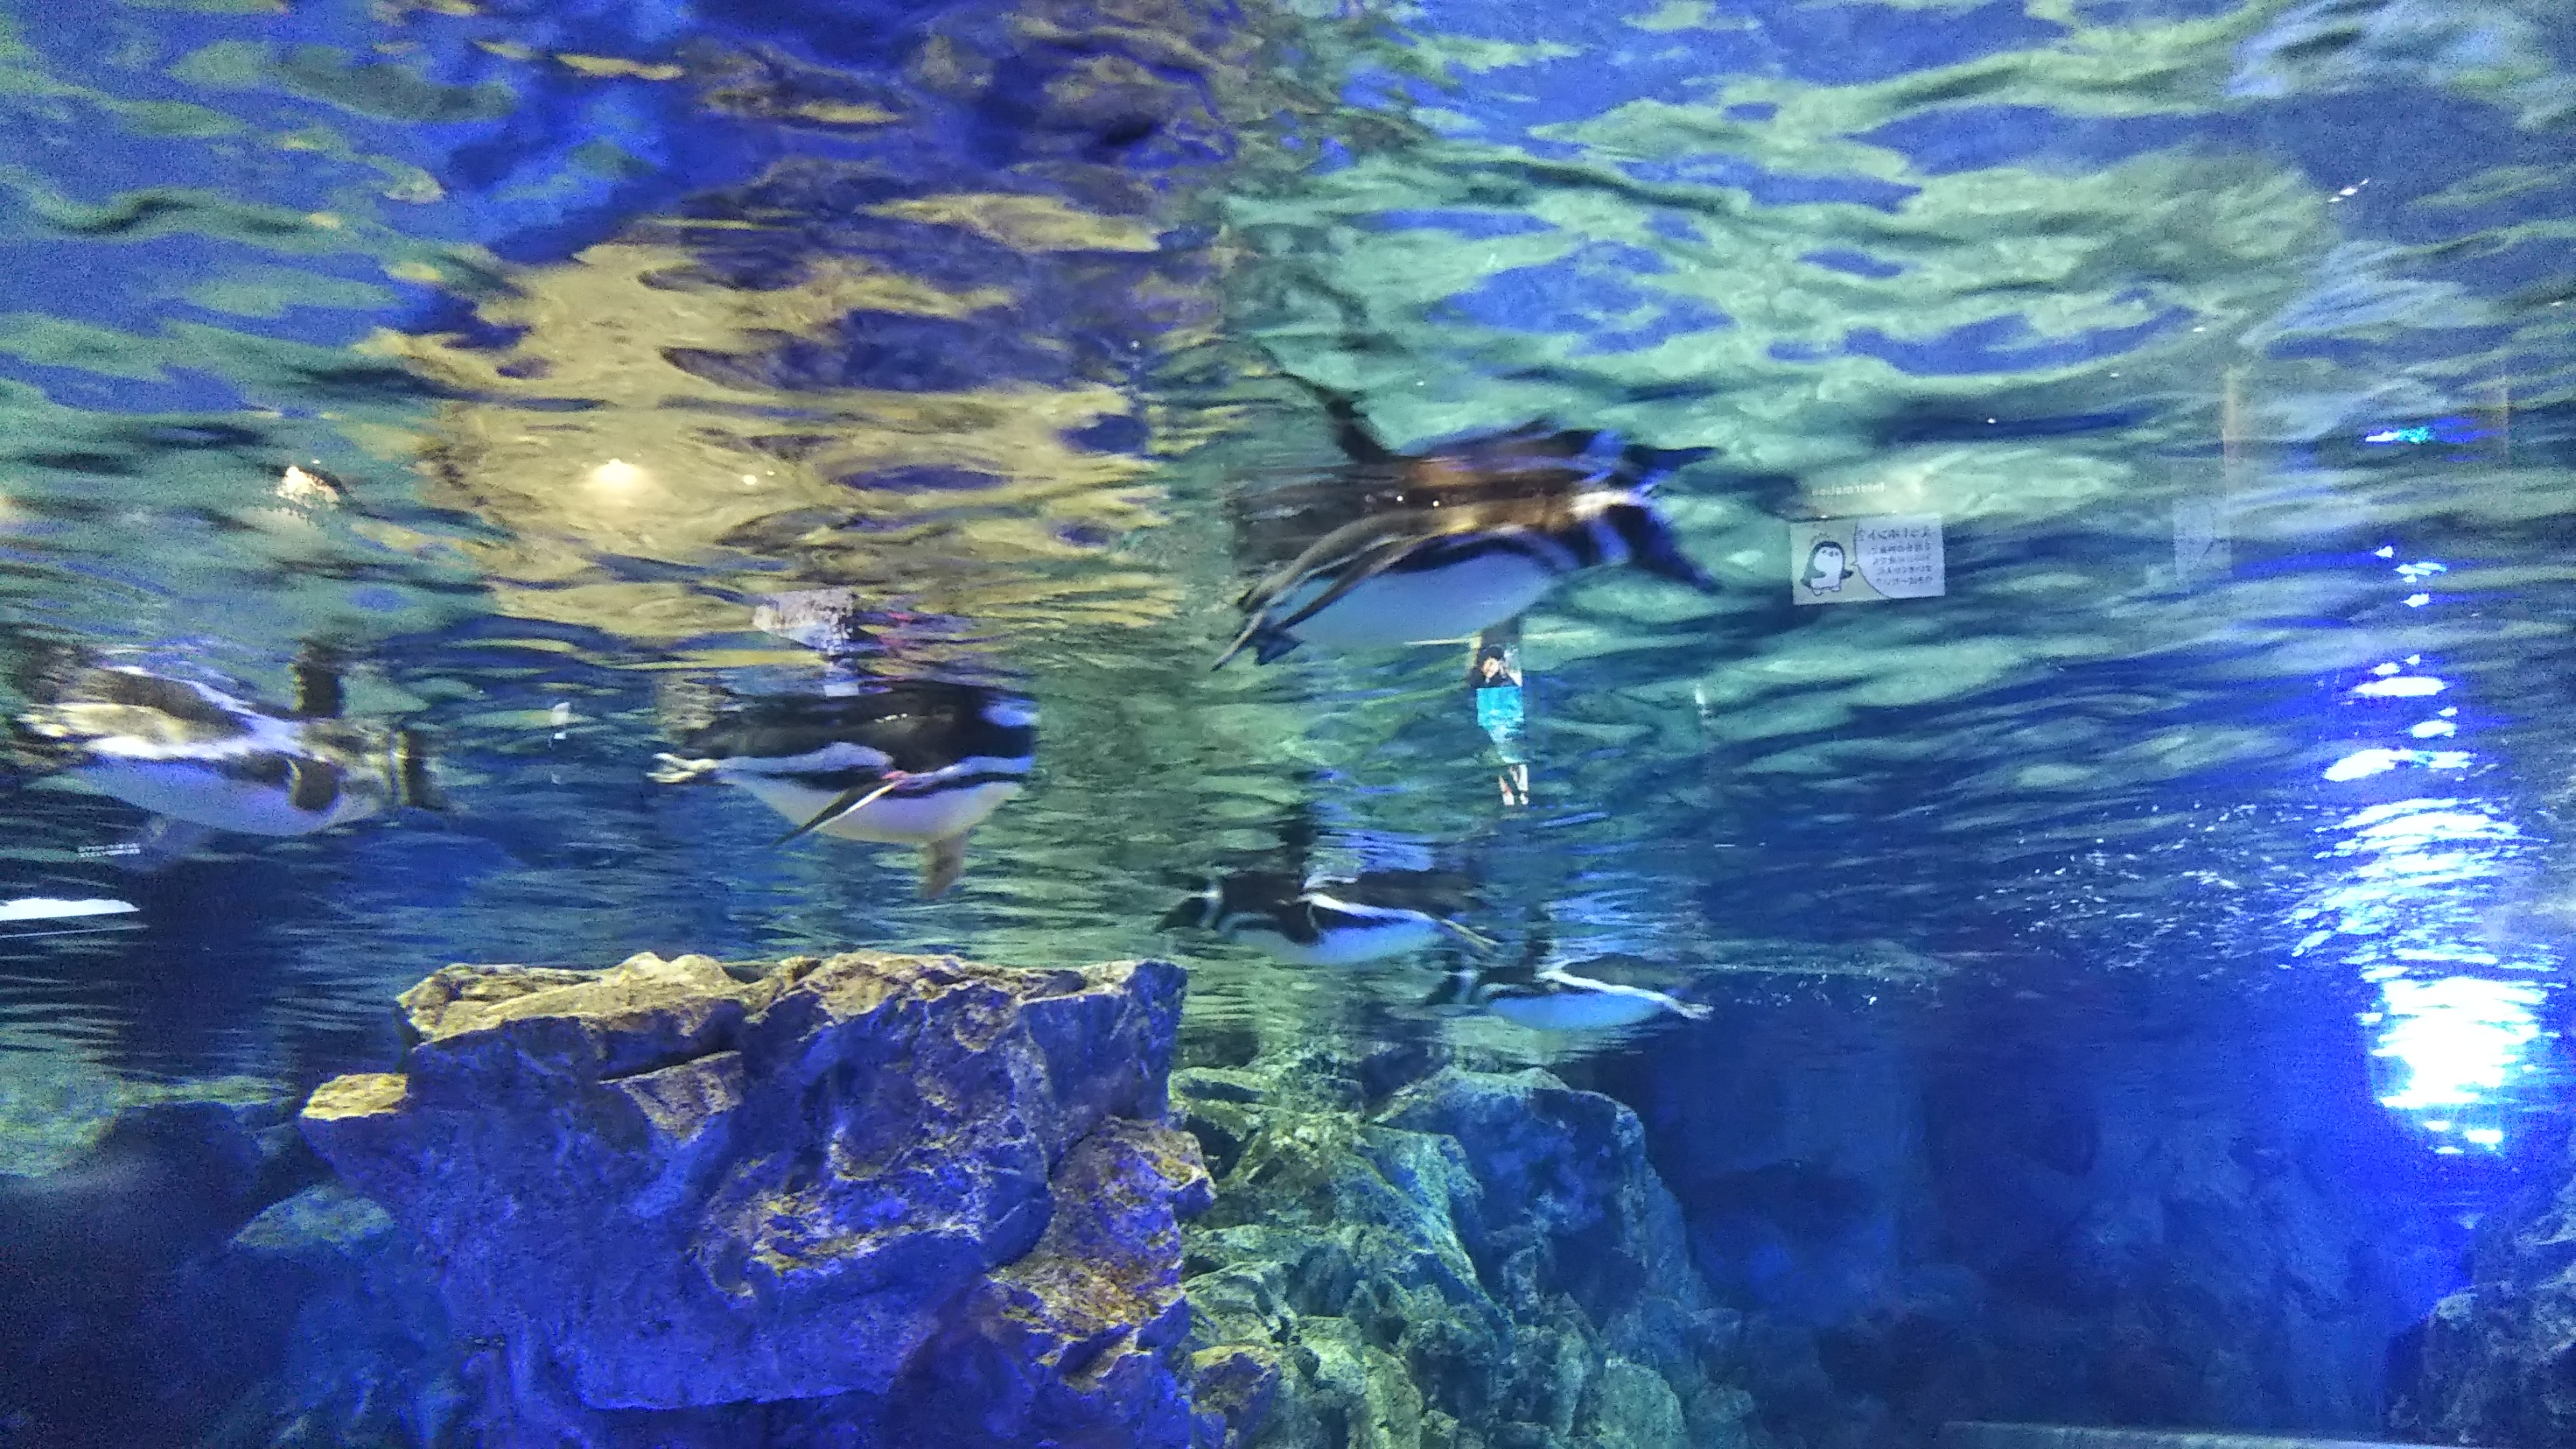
649, 753, 723, 785
1434, 916, 1498, 953
1263, 536, 1424, 637
1322, 393, 1397, 466
1250, 630, 1303, 665
919, 834, 969, 898
1271, 373, 1397, 464
771, 775, 906, 846
1213, 622, 1300, 670
1421, 969, 1479, 1009
1625, 444, 1717, 496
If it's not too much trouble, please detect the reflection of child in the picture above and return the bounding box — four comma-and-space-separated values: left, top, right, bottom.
1801, 538, 1851, 594
1471, 645, 1530, 808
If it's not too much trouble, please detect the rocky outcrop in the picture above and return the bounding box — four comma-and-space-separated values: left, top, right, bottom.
0, 1087, 327, 1449
1578, 980, 2457, 1448
2389, 1123, 2576, 1447
1176, 1050, 1759, 1449
198, 1182, 470, 1449
299, 950, 1210, 1448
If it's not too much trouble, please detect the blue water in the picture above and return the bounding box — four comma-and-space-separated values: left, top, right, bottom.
1, 0, 2572, 1441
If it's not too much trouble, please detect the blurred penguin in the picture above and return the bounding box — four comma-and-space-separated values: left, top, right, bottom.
1216, 381, 1717, 666
1159, 800, 1493, 965
1425, 928, 1709, 1030
650, 672, 1035, 898
10, 645, 439, 858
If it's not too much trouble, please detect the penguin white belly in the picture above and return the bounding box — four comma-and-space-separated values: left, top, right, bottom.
1281, 553, 1563, 649
731, 775, 1020, 844
1486, 990, 1667, 1032
1236, 913, 1440, 966
76, 760, 368, 837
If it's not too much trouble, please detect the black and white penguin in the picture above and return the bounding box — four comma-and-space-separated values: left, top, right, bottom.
11, 655, 437, 837
1160, 868, 1494, 966
1424, 934, 1710, 1030
1215, 398, 1717, 667
649, 676, 1035, 898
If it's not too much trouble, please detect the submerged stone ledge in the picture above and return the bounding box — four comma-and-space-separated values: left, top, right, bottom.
301, 949, 1212, 1446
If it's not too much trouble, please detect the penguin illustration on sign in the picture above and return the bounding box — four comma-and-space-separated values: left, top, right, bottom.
1801, 537, 1852, 595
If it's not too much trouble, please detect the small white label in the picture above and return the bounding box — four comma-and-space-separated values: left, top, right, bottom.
1791, 515, 1945, 604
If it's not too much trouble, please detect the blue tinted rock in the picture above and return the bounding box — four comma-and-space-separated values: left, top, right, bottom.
1177, 1057, 1755, 1449
2391, 1125, 2576, 1446
301, 949, 1201, 1446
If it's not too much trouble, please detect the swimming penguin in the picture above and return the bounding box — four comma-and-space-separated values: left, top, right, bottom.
1215, 396, 1717, 667
649, 676, 1034, 898
10, 655, 438, 837
1161, 869, 1495, 965
1424, 933, 1710, 1030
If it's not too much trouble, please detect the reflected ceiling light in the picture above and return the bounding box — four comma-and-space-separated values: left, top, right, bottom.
587, 458, 648, 493
1, 896, 138, 921
2354, 675, 2445, 698
276, 464, 343, 505
2371, 974, 2543, 1113
2324, 748, 2473, 782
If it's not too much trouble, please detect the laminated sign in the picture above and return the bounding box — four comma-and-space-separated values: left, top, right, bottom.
1790, 515, 1945, 604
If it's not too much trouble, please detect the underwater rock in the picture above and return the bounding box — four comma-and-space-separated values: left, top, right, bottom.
1175, 1051, 1758, 1449
0, 1081, 328, 1449
197, 1182, 471, 1449
299, 949, 1205, 1447
2388, 1124, 2576, 1448
1581, 981, 2455, 1448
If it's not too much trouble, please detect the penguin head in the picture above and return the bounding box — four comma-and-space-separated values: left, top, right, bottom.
1595, 496, 1718, 594
1802, 539, 1850, 592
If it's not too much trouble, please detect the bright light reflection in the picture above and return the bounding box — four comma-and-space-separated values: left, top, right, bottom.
2322, 747, 2473, 782
586, 458, 648, 494
2372, 976, 2543, 1110
2410, 720, 2457, 739
2353, 675, 2447, 698
2296, 773, 2557, 1154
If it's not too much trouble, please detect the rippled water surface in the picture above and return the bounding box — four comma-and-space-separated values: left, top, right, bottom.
1, 0, 2571, 1185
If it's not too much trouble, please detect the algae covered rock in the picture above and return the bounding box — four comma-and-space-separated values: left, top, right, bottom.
2390, 1123, 2576, 1447
1177, 1053, 1757, 1449
300, 949, 1207, 1447
199, 1181, 470, 1449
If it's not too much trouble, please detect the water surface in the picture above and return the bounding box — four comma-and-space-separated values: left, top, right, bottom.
1, 0, 2570, 1195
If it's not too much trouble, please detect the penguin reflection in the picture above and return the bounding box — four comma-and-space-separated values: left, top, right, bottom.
1160, 805, 1492, 965
10, 649, 439, 846
1425, 930, 1709, 1031
650, 674, 1034, 898
1216, 386, 1718, 667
